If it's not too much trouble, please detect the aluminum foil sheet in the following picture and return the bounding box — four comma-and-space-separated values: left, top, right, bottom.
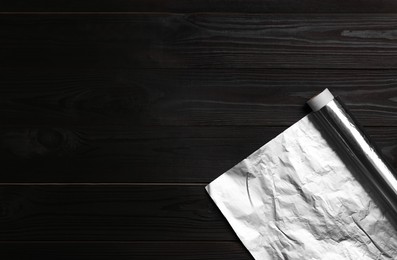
206, 94, 397, 259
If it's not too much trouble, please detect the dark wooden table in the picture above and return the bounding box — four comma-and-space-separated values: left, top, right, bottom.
1, 1, 397, 259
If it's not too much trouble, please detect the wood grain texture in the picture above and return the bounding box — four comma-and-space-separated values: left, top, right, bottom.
0, 185, 237, 241
0, 242, 252, 260
1, 126, 396, 183
1, 69, 397, 127
2, 7, 397, 259
4, 14, 397, 69
2, 0, 397, 13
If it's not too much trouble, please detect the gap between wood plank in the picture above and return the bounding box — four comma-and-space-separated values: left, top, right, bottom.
2, 12, 397, 15
0, 183, 208, 185
0, 240, 237, 243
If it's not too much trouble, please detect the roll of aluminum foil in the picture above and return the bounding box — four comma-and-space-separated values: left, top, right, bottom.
311, 91, 397, 219
206, 89, 397, 259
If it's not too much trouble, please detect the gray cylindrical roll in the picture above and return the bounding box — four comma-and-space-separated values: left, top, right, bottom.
308, 90, 397, 217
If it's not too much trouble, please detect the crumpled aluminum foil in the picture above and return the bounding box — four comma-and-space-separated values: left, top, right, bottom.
206, 112, 397, 259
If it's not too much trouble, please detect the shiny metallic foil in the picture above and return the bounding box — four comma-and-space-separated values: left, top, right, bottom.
315, 97, 397, 219
206, 96, 397, 259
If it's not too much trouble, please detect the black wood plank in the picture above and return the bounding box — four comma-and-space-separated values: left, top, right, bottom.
1, 126, 396, 183
1, 0, 397, 13
1, 69, 397, 127
0, 242, 252, 259
0, 126, 281, 183
3, 14, 397, 69
0, 185, 237, 241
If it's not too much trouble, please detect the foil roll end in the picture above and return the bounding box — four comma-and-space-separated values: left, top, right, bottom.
307, 88, 334, 111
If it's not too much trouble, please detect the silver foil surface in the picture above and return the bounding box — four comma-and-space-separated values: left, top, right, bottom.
206, 96, 397, 259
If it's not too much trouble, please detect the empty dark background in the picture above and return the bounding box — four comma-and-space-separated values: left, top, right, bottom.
1, 1, 397, 259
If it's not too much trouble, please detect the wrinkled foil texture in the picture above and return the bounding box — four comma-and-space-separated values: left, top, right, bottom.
206, 113, 397, 259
